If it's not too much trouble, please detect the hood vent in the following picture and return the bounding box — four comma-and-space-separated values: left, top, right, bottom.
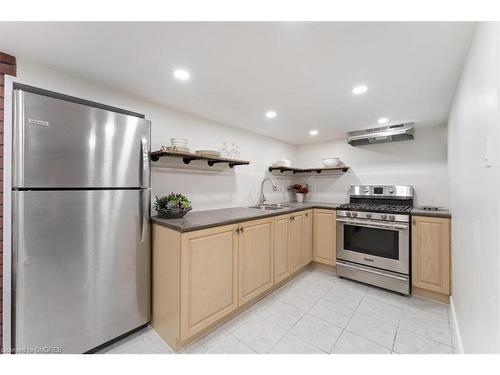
347, 122, 414, 146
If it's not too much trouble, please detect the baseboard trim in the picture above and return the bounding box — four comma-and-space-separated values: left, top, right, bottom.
450, 295, 464, 354
412, 287, 450, 304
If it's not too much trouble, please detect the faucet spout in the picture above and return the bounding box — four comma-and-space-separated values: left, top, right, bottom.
260, 178, 277, 205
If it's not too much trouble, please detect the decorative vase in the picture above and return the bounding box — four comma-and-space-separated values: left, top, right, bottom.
296, 193, 305, 203
156, 207, 192, 219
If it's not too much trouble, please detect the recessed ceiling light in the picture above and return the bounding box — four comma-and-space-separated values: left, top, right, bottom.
352, 85, 368, 95
265, 110, 277, 119
377, 117, 389, 124
173, 69, 190, 81
309, 130, 318, 136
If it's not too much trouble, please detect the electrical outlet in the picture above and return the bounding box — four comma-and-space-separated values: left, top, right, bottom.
484, 136, 493, 168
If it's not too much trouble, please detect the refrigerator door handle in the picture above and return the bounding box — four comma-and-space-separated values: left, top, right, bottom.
141, 189, 150, 243
140, 136, 150, 188
13, 89, 25, 187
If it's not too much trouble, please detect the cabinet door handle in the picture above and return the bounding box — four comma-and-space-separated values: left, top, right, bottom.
412, 219, 416, 225
240, 227, 244, 233
305, 213, 309, 217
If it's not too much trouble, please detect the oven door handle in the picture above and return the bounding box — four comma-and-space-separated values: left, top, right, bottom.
337, 261, 409, 281
336, 218, 408, 230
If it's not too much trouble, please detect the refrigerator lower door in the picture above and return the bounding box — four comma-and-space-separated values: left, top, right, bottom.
12, 190, 150, 353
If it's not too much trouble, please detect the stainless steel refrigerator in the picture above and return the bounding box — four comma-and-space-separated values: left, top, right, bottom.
11, 84, 151, 353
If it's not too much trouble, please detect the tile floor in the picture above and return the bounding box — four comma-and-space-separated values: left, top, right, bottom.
99, 266, 456, 354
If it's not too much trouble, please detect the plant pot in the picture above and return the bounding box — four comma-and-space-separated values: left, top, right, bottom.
156, 207, 192, 219
296, 193, 305, 203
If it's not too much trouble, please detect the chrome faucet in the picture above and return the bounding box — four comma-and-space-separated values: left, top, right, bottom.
260, 178, 277, 205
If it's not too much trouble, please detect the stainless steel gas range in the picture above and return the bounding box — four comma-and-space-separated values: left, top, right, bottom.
336, 185, 413, 295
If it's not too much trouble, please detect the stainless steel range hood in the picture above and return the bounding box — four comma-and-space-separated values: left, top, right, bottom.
347, 122, 414, 146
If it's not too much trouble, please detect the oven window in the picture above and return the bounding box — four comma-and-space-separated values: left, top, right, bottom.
344, 225, 399, 260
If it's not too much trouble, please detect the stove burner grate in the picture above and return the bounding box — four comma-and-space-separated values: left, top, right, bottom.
338, 203, 412, 214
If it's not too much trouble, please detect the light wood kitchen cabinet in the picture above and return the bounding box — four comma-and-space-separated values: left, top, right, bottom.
274, 214, 291, 283
289, 212, 305, 273
313, 209, 337, 266
412, 216, 451, 295
180, 224, 239, 341
238, 218, 274, 306
153, 209, 325, 351
302, 210, 313, 266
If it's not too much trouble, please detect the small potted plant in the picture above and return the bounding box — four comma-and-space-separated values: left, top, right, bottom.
288, 184, 309, 203
154, 193, 192, 218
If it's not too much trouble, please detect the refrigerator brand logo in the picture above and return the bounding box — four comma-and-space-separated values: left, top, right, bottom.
27, 118, 50, 127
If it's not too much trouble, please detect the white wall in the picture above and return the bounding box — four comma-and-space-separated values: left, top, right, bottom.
448, 22, 500, 353
294, 125, 449, 206
14, 61, 451, 210
15, 61, 297, 211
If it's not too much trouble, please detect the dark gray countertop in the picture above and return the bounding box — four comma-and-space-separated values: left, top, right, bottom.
152, 202, 342, 232
411, 207, 451, 218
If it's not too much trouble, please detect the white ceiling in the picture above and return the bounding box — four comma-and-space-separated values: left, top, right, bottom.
0, 22, 474, 144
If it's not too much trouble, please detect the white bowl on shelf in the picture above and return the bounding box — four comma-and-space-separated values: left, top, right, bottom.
273, 158, 291, 168
322, 158, 340, 167
171, 138, 188, 147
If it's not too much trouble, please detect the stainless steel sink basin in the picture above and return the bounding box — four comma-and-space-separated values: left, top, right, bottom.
250, 203, 291, 210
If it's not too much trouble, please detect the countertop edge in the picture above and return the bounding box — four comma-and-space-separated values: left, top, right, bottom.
151, 203, 451, 233
151, 203, 339, 233
410, 210, 452, 219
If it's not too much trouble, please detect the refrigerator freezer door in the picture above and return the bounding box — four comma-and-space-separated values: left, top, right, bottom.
13, 89, 151, 188
12, 190, 150, 353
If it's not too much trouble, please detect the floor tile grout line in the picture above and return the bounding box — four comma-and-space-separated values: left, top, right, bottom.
340, 293, 398, 352
271, 279, 355, 354
226, 331, 258, 354
395, 326, 453, 350
330, 296, 359, 353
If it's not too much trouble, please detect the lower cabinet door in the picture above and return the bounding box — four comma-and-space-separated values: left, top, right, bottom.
289, 213, 304, 273
313, 209, 336, 266
412, 216, 451, 294
180, 224, 239, 341
302, 210, 313, 266
274, 214, 291, 283
238, 218, 274, 306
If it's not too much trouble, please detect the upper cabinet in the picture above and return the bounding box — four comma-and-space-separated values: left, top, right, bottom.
411, 216, 451, 295
313, 209, 337, 266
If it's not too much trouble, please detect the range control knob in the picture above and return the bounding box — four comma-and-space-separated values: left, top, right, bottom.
381, 214, 388, 220
365, 213, 372, 219
352, 212, 358, 218
346, 212, 352, 217
389, 215, 396, 221
389, 189, 394, 194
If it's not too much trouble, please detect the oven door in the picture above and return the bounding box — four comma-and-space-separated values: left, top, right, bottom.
336, 217, 409, 274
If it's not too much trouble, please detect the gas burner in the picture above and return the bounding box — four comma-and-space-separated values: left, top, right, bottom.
338, 203, 412, 214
